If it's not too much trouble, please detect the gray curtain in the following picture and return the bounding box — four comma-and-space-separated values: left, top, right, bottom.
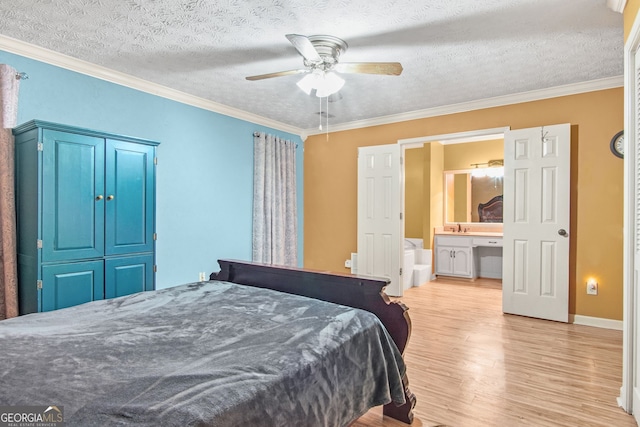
252, 132, 297, 266
0, 65, 20, 320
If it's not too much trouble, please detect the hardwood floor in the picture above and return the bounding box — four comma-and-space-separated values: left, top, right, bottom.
354, 278, 636, 427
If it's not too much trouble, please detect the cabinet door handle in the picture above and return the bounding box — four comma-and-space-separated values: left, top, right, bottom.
95, 195, 103, 201
107, 195, 115, 201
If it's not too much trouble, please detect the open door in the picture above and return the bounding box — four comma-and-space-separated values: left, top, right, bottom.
357, 144, 403, 296
502, 124, 571, 322
621, 26, 640, 419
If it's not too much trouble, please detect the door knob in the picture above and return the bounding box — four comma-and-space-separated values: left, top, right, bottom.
95, 195, 103, 201
107, 195, 115, 201
558, 229, 568, 237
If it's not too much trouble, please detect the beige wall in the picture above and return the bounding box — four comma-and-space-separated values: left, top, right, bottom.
404, 148, 424, 238
444, 139, 504, 170
304, 88, 624, 320
426, 142, 444, 249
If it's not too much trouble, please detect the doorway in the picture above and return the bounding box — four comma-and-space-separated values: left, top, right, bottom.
397, 124, 572, 324
399, 127, 508, 293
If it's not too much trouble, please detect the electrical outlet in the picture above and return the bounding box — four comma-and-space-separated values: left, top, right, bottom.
344, 259, 352, 268
199, 272, 206, 282
586, 280, 598, 295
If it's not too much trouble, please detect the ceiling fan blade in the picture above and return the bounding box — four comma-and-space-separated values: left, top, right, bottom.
334, 62, 403, 76
246, 69, 307, 81
285, 34, 322, 62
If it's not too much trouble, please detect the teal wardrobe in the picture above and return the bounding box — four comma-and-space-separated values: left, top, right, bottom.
14, 120, 159, 314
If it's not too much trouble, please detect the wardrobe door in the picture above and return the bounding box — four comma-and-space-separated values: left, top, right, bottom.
42, 130, 105, 261
105, 254, 154, 298
41, 260, 104, 312
104, 140, 155, 256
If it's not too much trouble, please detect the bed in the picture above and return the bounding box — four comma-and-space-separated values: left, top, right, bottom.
0, 259, 416, 426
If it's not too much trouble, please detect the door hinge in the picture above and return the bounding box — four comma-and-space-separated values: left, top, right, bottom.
37, 142, 44, 151
153, 233, 157, 241
37, 280, 43, 289
154, 157, 158, 165
37, 239, 43, 249
400, 212, 403, 220
399, 268, 403, 276
153, 265, 157, 273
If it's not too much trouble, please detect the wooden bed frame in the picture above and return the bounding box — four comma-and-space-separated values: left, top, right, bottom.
478, 194, 503, 223
211, 259, 416, 424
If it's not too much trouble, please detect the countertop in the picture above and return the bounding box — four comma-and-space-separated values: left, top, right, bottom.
435, 231, 503, 237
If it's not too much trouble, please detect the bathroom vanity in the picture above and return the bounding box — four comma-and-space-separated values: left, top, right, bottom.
434, 232, 503, 279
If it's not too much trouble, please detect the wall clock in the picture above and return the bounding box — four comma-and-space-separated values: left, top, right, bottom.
610, 130, 624, 159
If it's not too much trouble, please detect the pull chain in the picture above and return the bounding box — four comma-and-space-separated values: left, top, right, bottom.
317, 95, 331, 140
326, 96, 329, 141
318, 96, 322, 131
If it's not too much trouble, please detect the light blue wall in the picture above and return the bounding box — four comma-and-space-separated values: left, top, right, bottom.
1, 50, 304, 289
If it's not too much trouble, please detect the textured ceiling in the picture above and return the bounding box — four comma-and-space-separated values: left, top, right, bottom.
0, 0, 624, 132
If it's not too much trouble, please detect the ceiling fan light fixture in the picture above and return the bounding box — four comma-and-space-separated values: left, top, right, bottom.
296, 71, 345, 98
316, 72, 344, 98
296, 72, 319, 95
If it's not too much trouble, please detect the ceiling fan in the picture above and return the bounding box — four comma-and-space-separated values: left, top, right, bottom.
246, 34, 403, 97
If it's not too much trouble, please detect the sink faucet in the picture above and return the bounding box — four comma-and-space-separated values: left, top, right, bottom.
457, 223, 462, 232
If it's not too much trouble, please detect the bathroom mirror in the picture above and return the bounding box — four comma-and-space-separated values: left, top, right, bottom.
444, 169, 504, 224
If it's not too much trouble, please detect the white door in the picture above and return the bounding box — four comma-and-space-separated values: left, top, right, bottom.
357, 144, 402, 296
502, 124, 571, 322
628, 40, 640, 422
620, 15, 640, 416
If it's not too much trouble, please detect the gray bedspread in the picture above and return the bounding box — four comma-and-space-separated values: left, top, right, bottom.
0, 281, 406, 426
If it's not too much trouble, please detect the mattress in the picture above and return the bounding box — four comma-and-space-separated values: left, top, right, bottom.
0, 280, 407, 426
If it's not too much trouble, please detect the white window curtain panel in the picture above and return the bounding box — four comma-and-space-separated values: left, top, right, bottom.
252, 132, 297, 266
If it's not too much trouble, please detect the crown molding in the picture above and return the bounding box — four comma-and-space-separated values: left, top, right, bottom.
0, 35, 304, 138
607, 0, 627, 13
304, 75, 624, 135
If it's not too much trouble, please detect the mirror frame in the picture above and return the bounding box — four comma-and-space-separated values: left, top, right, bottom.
443, 168, 504, 230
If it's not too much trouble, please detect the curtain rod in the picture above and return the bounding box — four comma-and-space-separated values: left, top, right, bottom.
15, 71, 28, 80
253, 131, 298, 148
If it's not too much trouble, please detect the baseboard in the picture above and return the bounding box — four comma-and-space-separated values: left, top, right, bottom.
570, 314, 623, 330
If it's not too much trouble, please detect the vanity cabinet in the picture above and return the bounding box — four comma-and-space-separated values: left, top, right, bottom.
435, 233, 504, 279
14, 120, 159, 314
434, 236, 475, 279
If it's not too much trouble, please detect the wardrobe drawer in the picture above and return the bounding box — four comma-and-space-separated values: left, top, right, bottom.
472, 237, 503, 247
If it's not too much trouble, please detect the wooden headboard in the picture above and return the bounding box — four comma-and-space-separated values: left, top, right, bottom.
211, 259, 415, 424
478, 194, 503, 223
